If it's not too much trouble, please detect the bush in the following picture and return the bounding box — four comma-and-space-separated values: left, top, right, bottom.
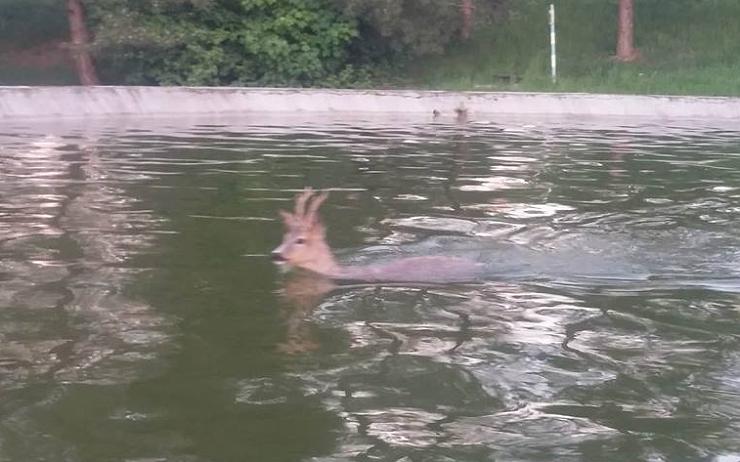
87, 0, 357, 86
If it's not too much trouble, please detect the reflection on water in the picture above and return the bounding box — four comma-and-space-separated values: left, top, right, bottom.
1, 115, 740, 461
0, 134, 174, 458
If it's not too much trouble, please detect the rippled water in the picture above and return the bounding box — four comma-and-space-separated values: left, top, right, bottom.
1, 114, 739, 461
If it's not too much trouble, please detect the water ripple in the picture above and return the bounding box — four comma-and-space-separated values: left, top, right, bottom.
2, 115, 740, 461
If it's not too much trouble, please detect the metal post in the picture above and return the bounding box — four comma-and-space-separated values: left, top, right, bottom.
549, 4, 557, 84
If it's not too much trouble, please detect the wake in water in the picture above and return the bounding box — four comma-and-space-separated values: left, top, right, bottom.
272, 189, 740, 293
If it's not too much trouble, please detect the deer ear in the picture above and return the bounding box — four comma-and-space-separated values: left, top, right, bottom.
305, 190, 329, 227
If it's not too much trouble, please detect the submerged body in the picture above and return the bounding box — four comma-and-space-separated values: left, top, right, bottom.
272, 189, 484, 284
335, 255, 484, 284
271, 189, 663, 286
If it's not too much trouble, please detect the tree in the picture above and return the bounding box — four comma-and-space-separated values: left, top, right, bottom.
337, 0, 467, 58
460, 0, 475, 40
66, 0, 99, 84
616, 0, 638, 61
82, 0, 501, 86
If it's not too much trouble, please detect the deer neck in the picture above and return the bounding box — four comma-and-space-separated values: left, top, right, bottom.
303, 240, 342, 276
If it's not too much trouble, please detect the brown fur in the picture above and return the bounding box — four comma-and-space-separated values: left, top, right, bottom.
272, 189, 483, 283
272, 188, 340, 276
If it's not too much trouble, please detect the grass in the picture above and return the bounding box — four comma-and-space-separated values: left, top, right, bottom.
0, 65, 78, 85
409, 0, 740, 96
2, 0, 739, 95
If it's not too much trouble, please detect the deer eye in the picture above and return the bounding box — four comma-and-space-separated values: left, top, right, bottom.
296, 237, 306, 245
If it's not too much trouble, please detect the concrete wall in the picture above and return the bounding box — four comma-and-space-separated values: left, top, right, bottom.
2, 86, 740, 120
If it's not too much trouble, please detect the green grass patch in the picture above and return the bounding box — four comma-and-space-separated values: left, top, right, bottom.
409, 0, 740, 96
0, 65, 78, 86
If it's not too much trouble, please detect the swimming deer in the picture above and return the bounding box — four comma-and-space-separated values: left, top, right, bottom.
272, 189, 484, 283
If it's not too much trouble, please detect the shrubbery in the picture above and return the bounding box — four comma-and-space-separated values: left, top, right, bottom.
0, 0, 500, 86
83, 0, 492, 86
86, 0, 357, 85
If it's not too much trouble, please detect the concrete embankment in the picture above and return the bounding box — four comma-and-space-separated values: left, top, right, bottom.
2, 86, 740, 119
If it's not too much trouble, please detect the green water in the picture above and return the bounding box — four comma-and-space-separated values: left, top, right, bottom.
1, 114, 739, 461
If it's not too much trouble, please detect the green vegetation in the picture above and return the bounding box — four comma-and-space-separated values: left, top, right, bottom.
412, 0, 740, 96
0, 0, 73, 84
1, 0, 740, 95
86, 0, 358, 86
83, 0, 491, 86
0, 0, 67, 45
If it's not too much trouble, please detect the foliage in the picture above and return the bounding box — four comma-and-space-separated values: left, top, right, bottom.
412, 0, 740, 96
85, 0, 506, 85
8, 0, 740, 94
85, 0, 358, 85
336, 0, 503, 63
336, 0, 461, 59
1, 0, 502, 86
0, 0, 67, 45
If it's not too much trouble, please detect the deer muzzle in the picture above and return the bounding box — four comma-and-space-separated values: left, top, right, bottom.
271, 247, 287, 263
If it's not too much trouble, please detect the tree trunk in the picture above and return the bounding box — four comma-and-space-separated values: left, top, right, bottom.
460, 0, 475, 40
616, 0, 638, 62
66, 0, 100, 85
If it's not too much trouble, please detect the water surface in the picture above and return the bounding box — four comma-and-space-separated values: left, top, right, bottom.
1, 114, 739, 461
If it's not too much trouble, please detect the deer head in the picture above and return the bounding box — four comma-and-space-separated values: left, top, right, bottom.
271, 188, 340, 276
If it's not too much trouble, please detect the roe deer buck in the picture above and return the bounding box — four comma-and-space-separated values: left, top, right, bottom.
272, 189, 484, 283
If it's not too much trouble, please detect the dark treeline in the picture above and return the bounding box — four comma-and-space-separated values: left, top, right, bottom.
84, 0, 509, 86
1, 0, 647, 87
0, 0, 505, 86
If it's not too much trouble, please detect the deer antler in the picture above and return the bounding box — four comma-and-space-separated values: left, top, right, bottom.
294, 188, 314, 219
305, 191, 329, 226
279, 188, 329, 230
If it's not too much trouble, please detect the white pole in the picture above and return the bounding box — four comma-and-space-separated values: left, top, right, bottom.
549, 4, 557, 84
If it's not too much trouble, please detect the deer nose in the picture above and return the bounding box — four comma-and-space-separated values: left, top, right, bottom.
271, 250, 287, 262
